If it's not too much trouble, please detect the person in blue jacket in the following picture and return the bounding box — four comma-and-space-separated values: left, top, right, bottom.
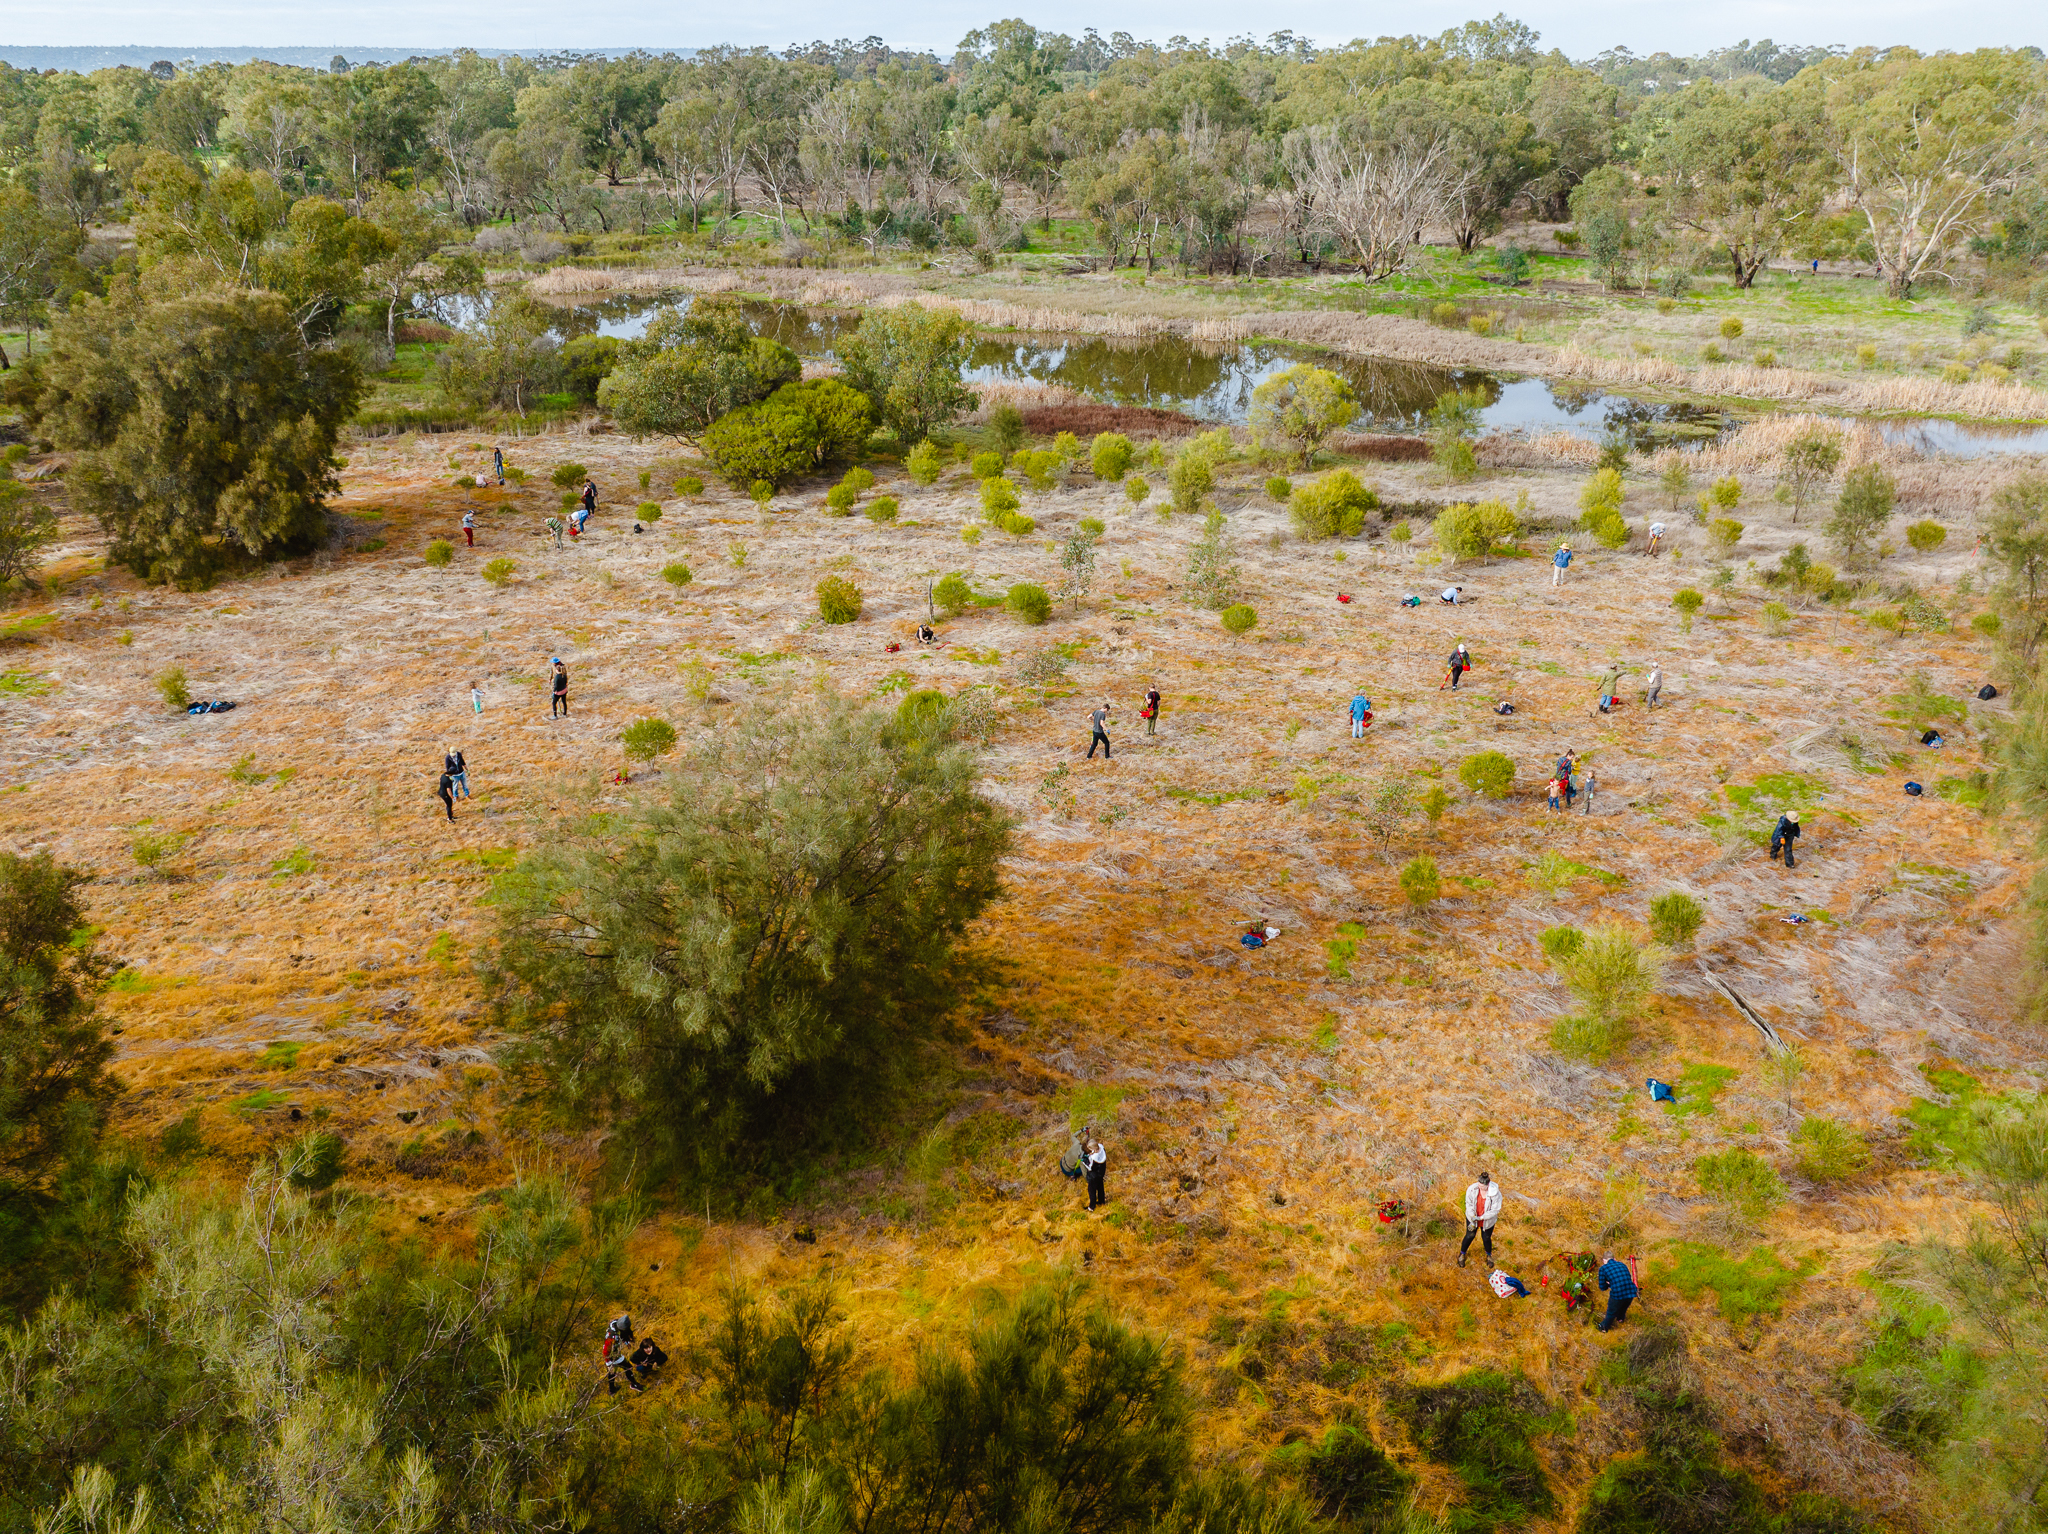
1349, 692, 1372, 737
1552, 543, 1573, 587
1596, 1253, 1638, 1332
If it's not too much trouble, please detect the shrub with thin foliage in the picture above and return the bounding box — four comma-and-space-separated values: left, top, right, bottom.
1829, 464, 1896, 567
620, 716, 678, 765
1793, 1117, 1871, 1183
817, 575, 863, 624
934, 572, 973, 614
1906, 519, 1947, 552
1435, 499, 1518, 561
482, 557, 515, 586
867, 496, 900, 524
1125, 476, 1151, 508
1221, 603, 1258, 635
981, 477, 1021, 518
493, 698, 1010, 1166
550, 462, 587, 488
1398, 855, 1440, 911
156, 667, 190, 710
1672, 588, 1704, 630
661, 562, 693, 588
904, 440, 942, 486
1266, 476, 1292, 501
1548, 923, 1668, 1063
1648, 891, 1705, 948
1249, 363, 1358, 467
1710, 518, 1744, 552
1694, 1146, 1785, 1219
424, 539, 454, 567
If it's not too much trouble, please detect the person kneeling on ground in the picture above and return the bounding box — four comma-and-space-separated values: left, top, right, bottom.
917, 624, 937, 645
603, 1314, 649, 1393
1596, 1254, 1638, 1332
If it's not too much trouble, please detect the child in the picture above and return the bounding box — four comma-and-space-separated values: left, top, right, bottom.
470, 682, 483, 715
1547, 776, 1563, 814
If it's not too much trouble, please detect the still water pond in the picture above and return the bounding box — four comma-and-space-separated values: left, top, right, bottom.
550, 292, 2044, 456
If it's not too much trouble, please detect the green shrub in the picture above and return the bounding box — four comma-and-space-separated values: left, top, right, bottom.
1720, 316, 1744, 340
704, 380, 874, 489
934, 573, 973, 613
1905, 519, 1947, 552
981, 477, 1021, 518
424, 539, 454, 567
156, 667, 190, 710
970, 450, 1004, 481
1051, 430, 1083, 466
1581, 506, 1628, 549
1701, 343, 1725, 364
867, 496, 900, 524
661, 562, 692, 588
1419, 784, 1451, 825
1434, 498, 1519, 560
1762, 600, 1791, 635
1299, 1424, 1414, 1527
1168, 448, 1214, 515
1694, 1147, 1785, 1218
285, 1131, 347, 1192
841, 465, 876, 494
1709, 518, 1744, 552
1248, 363, 1358, 466
453, 474, 476, 489
1400, 1370, 1560, 1531
550, 462, 587, 488
1006, 582, 1051, 624
481, 557, 516, 586
1793, 1117, 1871, 1183
905, 440, 943, 486
1458, 750, 1515, 799
636, 502, 662, 522
1672, 588, 1704, 630
1289, 469, 1379, 539
1972, 611, 2001, 637
1654, 1243, 1814, 1325
1079, 516, 1105, 537
1549, 923, 1668, 1064
1398, 855, 1440, 910
816, 575, 863, 624
1539, 925, 1585, 962
750, 480, 775, 508
1389, 518, 1412, 543
1648, 891, 1705, 948
1579, 466, 1625, 519
1265, 475, 1292, 501
1220, 603, 1258, 635
825, 484, 858, 515
1124, 476, 1151, 508
988, 404, 1026, 455
1012, 448, 1063, 492
638, 468, 653, 490
1090, 432, 1135, 482
1709, 475, 1743, 512
621, 716, 678, 764
997, 511, 1036, 537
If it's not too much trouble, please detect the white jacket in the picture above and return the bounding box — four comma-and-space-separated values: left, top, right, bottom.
1465, 1180, 1502, 1228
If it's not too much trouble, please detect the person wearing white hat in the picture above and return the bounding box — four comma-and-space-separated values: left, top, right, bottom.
1770, 810, 1801, 867
1552, 542, 1572, 586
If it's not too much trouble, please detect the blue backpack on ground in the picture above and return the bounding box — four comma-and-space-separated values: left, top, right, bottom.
1647, 1079, 1675, 1103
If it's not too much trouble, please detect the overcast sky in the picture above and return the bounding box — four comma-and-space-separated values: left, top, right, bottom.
10, 0, 2042, 59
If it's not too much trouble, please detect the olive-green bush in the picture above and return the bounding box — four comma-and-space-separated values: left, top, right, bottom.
817, 574, 863, 624
1289, 470, 1380, 539
1006, 582, 1052, 624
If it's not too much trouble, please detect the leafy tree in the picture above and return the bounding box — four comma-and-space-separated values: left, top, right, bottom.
1985, 474, 2048, 679
1775, 426, 1844, 524
0, 459, 58, 585
836, 304, 979, 445
1057, 524, 1098, 611
1827, 463, 1896, 568
437, 292, 560, 415
0, 186, 85, 363
39, 282, 360, 585
1248, 364, 1357, 467
1427, 389, 1483, 482
493, 699, 1009, 1173
1185, 509, 1243, 609
358, 184, 480, 348
1646, 82, 1828, 287
597, 297, 800, 443
1820, 49, 2047, 297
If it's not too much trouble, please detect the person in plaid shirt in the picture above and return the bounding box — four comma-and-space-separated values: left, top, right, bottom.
1597, 1254, 1638, 1332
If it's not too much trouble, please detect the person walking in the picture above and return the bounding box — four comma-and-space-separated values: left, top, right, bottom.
1350, 690, 1371, 738
1440, 642, 1471, 690
1085, 1131, 1108, 1210
1143, 685, 1161, 737
1555, 750, 1577, 809
436, 768, 457, 822
1644, 664, 1663, 710
492, 446, 505, 486
550, 659, 570, 718
445, 747, 470, 799
1596, 1253, 1638, 1332
1580, 768, 1596, 814
1769, 811, 1801, 868
1552, 543, 1572, 586
470, 681, 483, 715
461, 508, 476, 547
1087, 700, 1114, 759
1596, 665, 1623, 714
1459, 1171, 1502, 1268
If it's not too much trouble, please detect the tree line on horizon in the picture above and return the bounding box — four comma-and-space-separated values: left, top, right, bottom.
0, 16, 2044, 321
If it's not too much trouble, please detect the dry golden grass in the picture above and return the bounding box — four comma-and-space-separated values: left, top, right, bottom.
11, 420, 2039, 1525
